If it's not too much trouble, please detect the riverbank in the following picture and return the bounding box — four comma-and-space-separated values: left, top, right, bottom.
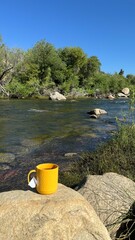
0, 85, 131, 100
59, 123, 135, 188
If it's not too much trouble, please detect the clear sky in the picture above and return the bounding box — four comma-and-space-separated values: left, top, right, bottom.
0, 0, 135, 76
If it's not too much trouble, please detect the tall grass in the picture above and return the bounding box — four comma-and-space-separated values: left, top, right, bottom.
59, 123, 135, 188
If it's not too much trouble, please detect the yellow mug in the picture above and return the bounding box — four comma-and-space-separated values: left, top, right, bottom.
27, 163, 59, 194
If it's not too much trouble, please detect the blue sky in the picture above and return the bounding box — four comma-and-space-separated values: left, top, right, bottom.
0, 0, 135, 76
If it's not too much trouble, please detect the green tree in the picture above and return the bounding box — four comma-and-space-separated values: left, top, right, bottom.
0, 37, 24, 96
80, 56, 101, 88
8, 40, 66, 96
126, 74, 135, 85
119, 69, 124, 76
87, 56, 101, 75
58, 47, 87, 91
28, 40, 66, 85
58, 47, 87, 72
0, 39, 13, 85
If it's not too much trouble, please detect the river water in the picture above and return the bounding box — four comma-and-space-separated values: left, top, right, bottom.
0, 98, 132, 191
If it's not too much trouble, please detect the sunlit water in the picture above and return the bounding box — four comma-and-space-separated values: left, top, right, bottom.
0, 98, 133, 191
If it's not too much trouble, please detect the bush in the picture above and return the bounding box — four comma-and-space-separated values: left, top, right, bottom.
6, 77, 40, 98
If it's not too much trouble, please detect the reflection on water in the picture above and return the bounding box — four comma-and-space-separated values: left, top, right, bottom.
0, 98, 133, 191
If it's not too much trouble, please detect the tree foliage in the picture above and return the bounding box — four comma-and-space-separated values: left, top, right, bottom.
0, 35, 134, 98
0, 37, 24, 96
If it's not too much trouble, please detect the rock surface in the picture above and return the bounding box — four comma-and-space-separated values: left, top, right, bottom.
0, 184, 111, 240
64, 152, 78, 157
87, 108, 107, 118
0, 153, 15, 163
49, 91, 66, 100
107, 94, 115, 100
88, 108, 107, 115
117, 92, 128, 98
117, 87, 130, 98
121, 87, 130, 95
79, 172, 135, 239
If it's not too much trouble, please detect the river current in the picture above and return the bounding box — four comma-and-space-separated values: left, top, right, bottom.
0, 98, 132, 191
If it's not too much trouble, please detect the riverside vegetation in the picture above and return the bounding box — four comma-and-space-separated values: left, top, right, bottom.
0, 35, 135, 99
59, 122, 135, 187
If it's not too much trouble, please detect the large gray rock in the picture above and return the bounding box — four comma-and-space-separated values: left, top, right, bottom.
0, 184, 111, 240
121, 87, 130, 95
79, 173, 135, 239
117, 92, 128, 98
50, 91, 66, 100
107, 94, 115, 100
88, 108, 107, 118
88, 108, 107, 115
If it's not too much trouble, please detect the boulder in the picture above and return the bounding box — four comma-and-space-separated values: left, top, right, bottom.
117, 92, 128, 98
88, 108, 107, 116
89, 114, 98, 119
121, 87, 130, 95
79, 173, 135, 239
49, 91, 66, 101
107, 94, 115, 100
0, 184, 111, 240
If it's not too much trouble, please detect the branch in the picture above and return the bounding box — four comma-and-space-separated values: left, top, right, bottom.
0, 84, 9, 96
0, 66, 13, 82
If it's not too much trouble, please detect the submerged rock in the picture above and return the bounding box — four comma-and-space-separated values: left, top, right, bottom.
0, 169, 19, 181
0, 164, 11, 170
64, 152, 78, 157
0, 153, 15, 163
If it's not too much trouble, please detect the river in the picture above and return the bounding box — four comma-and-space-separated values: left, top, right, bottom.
0, 98, 132, 191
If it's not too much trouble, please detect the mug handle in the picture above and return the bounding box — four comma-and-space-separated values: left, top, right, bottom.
27, 170, 36, 183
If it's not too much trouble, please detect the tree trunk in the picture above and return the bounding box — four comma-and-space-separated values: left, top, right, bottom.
0, 84, 9, 97
0, 66, 13, 83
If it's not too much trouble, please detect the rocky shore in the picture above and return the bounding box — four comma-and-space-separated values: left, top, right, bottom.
49, 87, 130, 101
